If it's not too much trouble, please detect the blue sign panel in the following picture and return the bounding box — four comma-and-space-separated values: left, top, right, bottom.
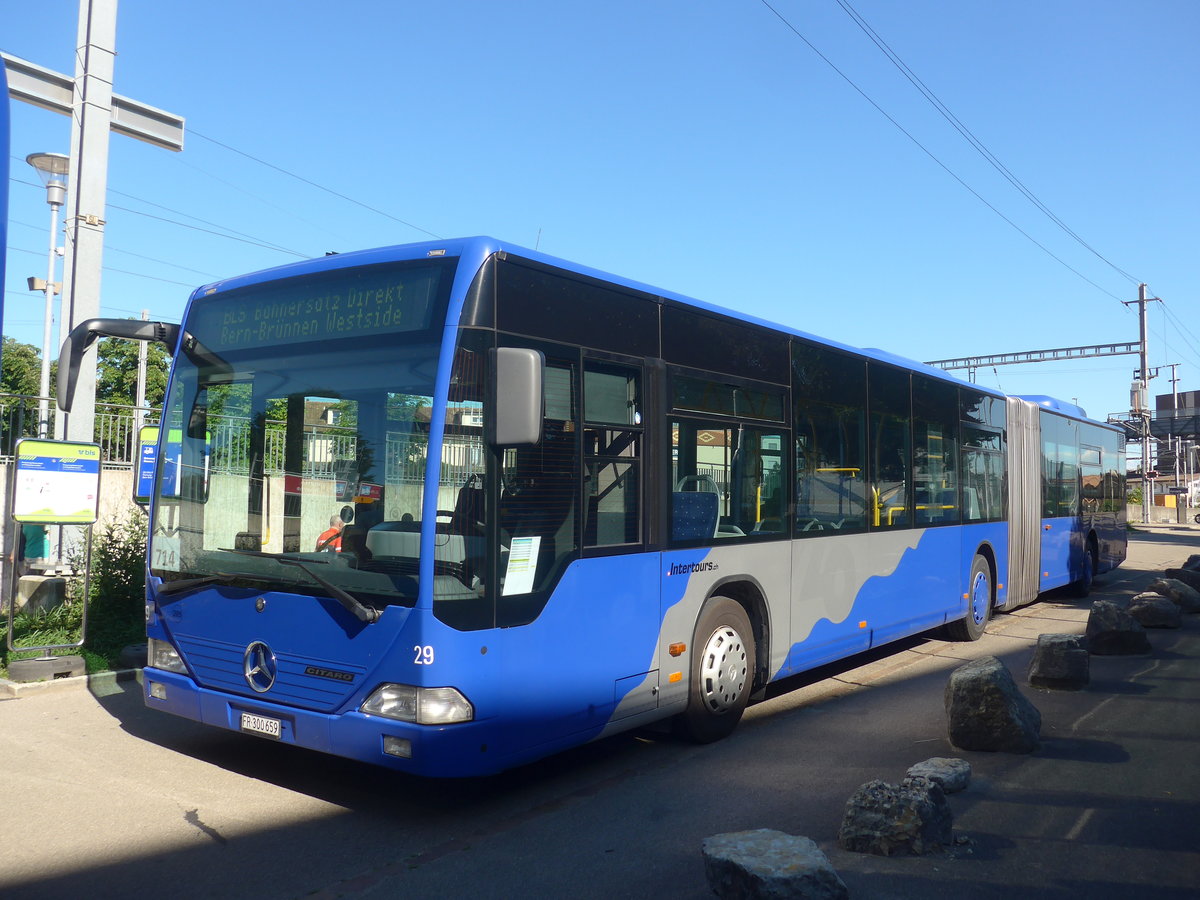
136, 425, 159, 504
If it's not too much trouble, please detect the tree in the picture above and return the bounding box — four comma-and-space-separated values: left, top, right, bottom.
1, 337, 51, 397
95, 333, 169, 408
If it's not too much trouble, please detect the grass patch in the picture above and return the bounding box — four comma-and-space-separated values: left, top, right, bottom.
1, 514, 147, 680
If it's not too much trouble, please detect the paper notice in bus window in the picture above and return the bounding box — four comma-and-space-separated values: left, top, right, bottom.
502, 536, 541, 596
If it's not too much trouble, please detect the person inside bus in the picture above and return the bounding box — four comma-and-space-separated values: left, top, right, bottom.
316, 515, 345, 552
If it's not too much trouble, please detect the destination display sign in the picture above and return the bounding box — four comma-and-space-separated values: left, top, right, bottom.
189, 259, 452, 352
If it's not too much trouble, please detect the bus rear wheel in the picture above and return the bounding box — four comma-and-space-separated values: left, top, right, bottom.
946, 554, 992, 642
1071, 541, 1098, 598
676, 596, 756, 744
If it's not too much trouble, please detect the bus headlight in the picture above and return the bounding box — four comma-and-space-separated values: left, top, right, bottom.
360, 684, 473, 725
147, 638, 187, 674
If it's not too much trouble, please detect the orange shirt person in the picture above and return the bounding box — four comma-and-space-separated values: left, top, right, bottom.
316, 515, 344, 551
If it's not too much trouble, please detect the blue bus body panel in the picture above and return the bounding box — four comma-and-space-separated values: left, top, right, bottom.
145, 519, 1017, 777
1095, 516, 1127, 573
772, 523, 1006, 676
147, 553, 667, 776
456, 553, 663, 765
1040, 517, 1078, 591
153, 588, 415, 711
968, 521, 1011, 608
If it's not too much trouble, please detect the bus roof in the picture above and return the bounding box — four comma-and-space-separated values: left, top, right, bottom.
190, 235, 1103, 423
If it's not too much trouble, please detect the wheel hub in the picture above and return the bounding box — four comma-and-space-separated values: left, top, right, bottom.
699, 625, 748, 714
971, 571, 990, 625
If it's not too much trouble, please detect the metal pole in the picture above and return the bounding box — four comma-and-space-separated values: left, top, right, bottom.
59, 0, 119, 446
135, 307, 148, 422
1136, 284, 1151, 525
38, 195, 61, 437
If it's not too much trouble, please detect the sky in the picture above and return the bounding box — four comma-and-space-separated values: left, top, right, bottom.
3, 0, 1197, 429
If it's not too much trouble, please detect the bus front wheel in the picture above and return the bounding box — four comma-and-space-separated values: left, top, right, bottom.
946, 554, 992, 642
676, 596, 756, 743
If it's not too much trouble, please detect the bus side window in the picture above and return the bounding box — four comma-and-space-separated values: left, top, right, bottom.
868, 363, 911, 529
913, 375, 959, 527
792, 342, 868, 535
583, 362, 642, 548
670, 420, 785, 541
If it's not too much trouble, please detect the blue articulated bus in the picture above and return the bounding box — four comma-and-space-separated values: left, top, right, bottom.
59, 236, 1126, 777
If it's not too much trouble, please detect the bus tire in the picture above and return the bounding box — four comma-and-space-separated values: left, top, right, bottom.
676, 596, 756, 744
1071, 540, 1097, 598
946, 554, 992, 642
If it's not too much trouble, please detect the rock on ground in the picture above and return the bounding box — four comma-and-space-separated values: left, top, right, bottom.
944, 655, 1041, 753
1128, 593, 1183, 629
905, 757, 972, 793
702, 829, 849, 899
1028, 633, 1090, 690
1086, 599, 1152, 655
1164, 567, 1200, 594
838, 777, 953, 856
1146, 577, 1200, 613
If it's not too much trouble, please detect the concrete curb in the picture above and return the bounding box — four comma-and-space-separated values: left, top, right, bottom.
0, 667, 142, 699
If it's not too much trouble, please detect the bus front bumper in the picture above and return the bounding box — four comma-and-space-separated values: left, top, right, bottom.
142, 667, 501, 777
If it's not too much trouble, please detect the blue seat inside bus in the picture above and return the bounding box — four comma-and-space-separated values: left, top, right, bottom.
671, 491, 719, 542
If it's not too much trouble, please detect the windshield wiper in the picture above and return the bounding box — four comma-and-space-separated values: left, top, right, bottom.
156, 573, 236, 597
154, 571, 275, 601
220, 549, 380, 624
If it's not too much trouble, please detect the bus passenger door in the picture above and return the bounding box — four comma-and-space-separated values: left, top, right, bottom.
1039, 415, 1079, 592
580, 356, 659, 722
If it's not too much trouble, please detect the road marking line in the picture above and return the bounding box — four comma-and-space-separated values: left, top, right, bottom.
1066, 807, 1095, 840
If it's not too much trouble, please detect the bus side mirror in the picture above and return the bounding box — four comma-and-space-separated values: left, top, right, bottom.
58, 317, 180, 412
489, 347, 544, 447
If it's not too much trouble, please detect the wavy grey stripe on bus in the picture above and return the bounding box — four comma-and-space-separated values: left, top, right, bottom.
1004, 397, 1042, 609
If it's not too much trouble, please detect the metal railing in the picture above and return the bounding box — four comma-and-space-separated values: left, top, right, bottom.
0, 393, 485, 487
0, 393, 156, 463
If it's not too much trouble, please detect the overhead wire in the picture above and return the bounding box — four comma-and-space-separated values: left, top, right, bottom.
106, 185, 310, 258
831, 0, 1142, 289
189, 130, 442, 240
8, 170, 309, 260
1159, 302, 1200, 370
105, 203, 309, 259
173, 155, 356, 247
755, 0, 1130, 305
6, 242, 197, 289
9, 214, 220, 280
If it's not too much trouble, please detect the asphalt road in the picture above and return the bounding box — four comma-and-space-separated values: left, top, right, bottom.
1, 525, 1197, 899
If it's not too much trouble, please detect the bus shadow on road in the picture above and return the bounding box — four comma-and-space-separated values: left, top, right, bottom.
86, 668, 671, 812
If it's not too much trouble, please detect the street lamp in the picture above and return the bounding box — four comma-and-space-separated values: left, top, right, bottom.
26, 152, 70, 438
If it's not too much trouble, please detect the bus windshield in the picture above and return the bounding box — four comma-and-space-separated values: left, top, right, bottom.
149, 257, 456, 610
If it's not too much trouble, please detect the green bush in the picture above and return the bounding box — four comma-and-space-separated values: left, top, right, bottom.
81, 514, 149, 665
1, 514, 148, 677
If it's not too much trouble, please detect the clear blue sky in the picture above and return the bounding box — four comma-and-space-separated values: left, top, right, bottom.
4, 0, 1197, 426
